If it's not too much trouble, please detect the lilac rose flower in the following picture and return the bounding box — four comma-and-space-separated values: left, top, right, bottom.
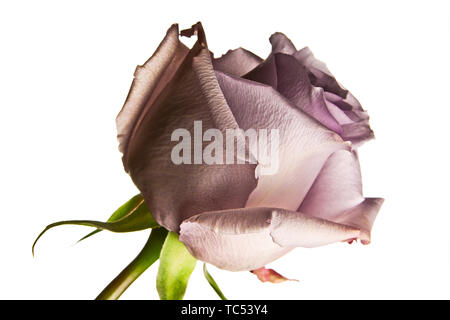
117, 22, 383, 272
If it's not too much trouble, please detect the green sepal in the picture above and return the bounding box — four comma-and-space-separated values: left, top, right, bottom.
78, 194, 147, 242
156, 232, 197, 300
32, 195, 158, 255
203, 263, 227, 300
96, 227, 168, 300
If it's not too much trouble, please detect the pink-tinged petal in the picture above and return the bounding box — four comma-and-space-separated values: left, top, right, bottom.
179, 207, 360, 271
299, 149, 383, 243
251, 267, 296, 283
244, 53, 343, 134
213, 47, 263, 77
215, 71, 349, 211
121, 23, 257, 232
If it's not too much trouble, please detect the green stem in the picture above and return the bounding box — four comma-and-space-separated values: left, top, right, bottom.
96, 227, 168, 300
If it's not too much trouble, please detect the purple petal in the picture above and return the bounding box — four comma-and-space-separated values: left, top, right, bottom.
294, 47, 348, 98
295, 49, 375, 144
324, 91, 361, 112
179, 207, 360, 271
213, 47, 263, 77
116, 24, 189, 170
299, 149, 383, 243
262, 32, 375, 145
324, 91, 374, 145
119, 23, 257, 232
341, 120, 375, 147
270, 33, 348, 98
244, 53, 343, 134
269, 32, 297, 55
334, 198, 384, 244
215, 70, 350, 211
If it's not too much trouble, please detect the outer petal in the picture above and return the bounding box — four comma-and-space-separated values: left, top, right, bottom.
299, 149, 383, 243
213, 47, 263, 77
120, 23, 257, 232
179, 207, 360, 271
117, 25, 190, 170
215, 70, 350, 211
334, 198, 384, 244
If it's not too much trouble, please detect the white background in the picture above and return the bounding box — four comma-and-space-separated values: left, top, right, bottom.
1, 0, 449, 299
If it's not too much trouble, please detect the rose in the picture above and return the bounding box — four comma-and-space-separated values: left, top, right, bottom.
117, 22, 383, 272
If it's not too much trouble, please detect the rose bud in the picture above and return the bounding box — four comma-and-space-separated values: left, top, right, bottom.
117, 22, 383, 272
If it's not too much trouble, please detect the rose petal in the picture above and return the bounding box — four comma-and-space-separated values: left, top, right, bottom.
334, 198, 384, 244
325, 100, 354, 125
117, 24, 189, 170
251, 267, 295, 283
324, 91, 374, 145
282, 37, 375, 145
299, 150, 364, 218
213, 47, 263, 77
179, 207, 360, 271
341, 120, 375, 146
269, 209, 360, 247
244, 53, 343, 134
215, 70, 349, 211
299, 149, 383, 243
269, 32, 297, 55
294, 46, 348, 98
270, 32, 348, 98
245, 32, 374, 145
120, 23, 257, 232
324, 91, 362, 112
